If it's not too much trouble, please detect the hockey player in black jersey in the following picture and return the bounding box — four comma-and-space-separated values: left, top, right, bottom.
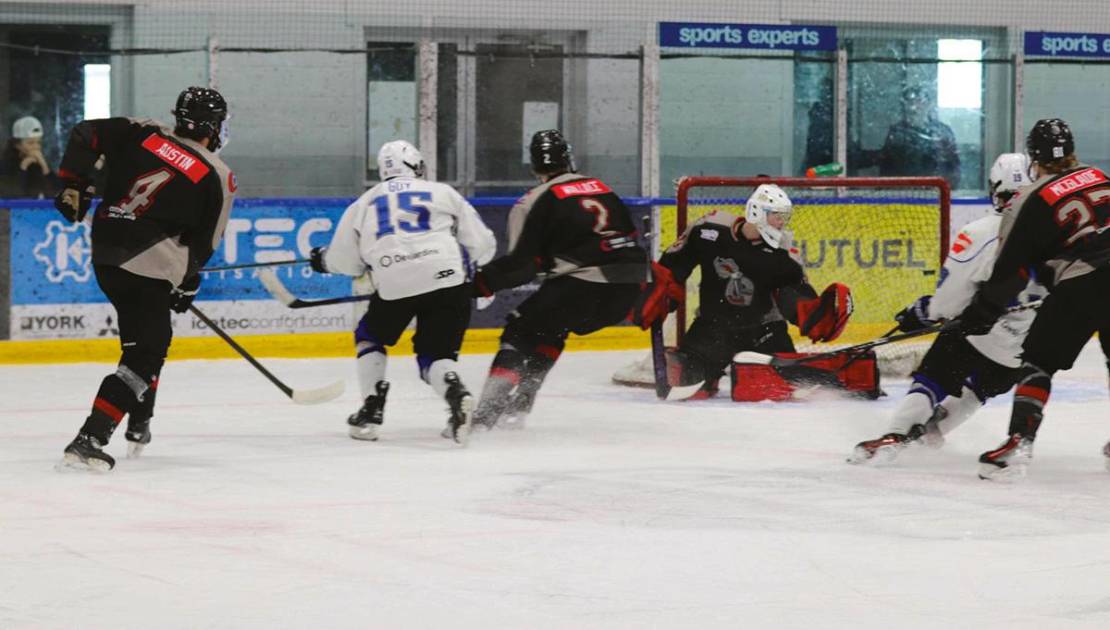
55, 87, 235, 471
471, 129, 649, 428
633, 184, 853, 398
955, 119, 1110, 479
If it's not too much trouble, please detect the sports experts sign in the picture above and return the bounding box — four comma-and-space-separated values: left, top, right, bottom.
1024, 31, 1110, 58
659, 22, 836, 52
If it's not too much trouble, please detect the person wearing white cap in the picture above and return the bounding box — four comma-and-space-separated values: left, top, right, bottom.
2, 115, 53, 198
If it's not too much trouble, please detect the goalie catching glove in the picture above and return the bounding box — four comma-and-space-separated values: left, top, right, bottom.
631, 262, 685, 329
795, 282, 853, 342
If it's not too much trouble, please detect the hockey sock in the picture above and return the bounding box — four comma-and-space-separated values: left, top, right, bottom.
80, 366, 149, 444
519, 344, 561, 395
474, 345, 526, 424
355, 347, 387, 399
129, 372, 160, 426
888, 391, 934, 435
933, 385, 985, 436
1008, 363, 1052, 438
423, 358, 466, 398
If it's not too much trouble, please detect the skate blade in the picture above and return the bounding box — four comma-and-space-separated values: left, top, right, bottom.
846, 444, 901, 466
349, 424, 380, 441
56, 452, 112, 473
978, 461, 1027, 482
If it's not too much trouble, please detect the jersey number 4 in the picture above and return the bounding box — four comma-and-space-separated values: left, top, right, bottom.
371, 191, 432, 238
115, 168, 174, 218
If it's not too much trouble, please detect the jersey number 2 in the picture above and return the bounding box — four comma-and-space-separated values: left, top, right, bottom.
579, 198, 614, 235
371, 191, 432, 238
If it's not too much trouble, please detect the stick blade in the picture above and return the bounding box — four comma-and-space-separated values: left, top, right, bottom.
664, 381, 706, 402
732, 351, 774, 365
291, 380, 346, 405
258, 268, 297, 306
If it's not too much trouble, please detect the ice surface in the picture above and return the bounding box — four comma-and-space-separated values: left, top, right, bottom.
2, 341, 1109, 629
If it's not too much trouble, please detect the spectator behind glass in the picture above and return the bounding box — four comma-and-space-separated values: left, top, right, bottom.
1, 116, 56, 198
858, 87, 961, 189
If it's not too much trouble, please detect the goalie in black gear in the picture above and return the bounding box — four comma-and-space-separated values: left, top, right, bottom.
470, 129, 648, 429
632, 184, 854, 399
56, 86, 235, 471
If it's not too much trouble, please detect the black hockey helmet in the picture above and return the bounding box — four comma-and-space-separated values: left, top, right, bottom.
529, 129, 576, 176
1026, 118, 1074, 165
172, 86, 228, 150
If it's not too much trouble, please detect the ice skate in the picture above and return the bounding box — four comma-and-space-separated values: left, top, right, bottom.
348, 381, 389, 441
440, 372, 473, 445
978, 434, 1034, 481
1102, 440, 1110, 473
496, 390, 536, 430
125, 416, 151, 458
847, 424, 927, 465
60, 433, 115, 472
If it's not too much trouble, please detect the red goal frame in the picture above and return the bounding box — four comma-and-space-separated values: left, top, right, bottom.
672, 176, 952, 336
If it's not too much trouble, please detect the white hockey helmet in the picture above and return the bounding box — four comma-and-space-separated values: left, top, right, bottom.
377, 140, 425, 180
745, 183, 793, 248
988, 152, 1031, 208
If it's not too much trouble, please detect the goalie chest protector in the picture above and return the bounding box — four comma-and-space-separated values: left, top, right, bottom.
731, 352, 882, 402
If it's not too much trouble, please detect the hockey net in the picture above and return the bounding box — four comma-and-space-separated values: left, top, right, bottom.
614, 176, 951, 387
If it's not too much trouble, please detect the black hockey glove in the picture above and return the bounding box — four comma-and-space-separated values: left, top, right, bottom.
309, 246, 329, 274
170, 275, 201, 314
54, 182, 94, 222
953, 293, 1005, 336
894, 296, 935, 332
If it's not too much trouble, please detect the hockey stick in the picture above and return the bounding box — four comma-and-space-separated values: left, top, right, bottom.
734, 301, 1043, 369
258, 268, 374, 309
188, 304, 345, 404
201, 258, 308, 273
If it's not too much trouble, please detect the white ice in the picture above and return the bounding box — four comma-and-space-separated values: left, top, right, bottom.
2, 341, 1109, 629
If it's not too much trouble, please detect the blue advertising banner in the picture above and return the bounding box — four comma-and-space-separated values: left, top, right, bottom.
1024, 31, 1110, 58
659, 22, 836, 51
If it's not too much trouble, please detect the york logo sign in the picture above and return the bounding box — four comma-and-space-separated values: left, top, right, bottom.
33, 220, 92, 283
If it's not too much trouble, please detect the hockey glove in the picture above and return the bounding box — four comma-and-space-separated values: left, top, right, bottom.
54, 182, 94, 223
797, 282, 853, 343
895, 296, 935, 332
309, 246, 329, 274
953, 292, 1005, 336
631, 262, 685, 329
170, 275, 201, 314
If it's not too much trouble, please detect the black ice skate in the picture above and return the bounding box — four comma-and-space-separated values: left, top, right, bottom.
348, 380, 389, 441
441, 372, 473, 445
978, 434, 1034, 481
61, 433, 115, 472
125, 415, 152, 458
847, 424, 928, 465
1103, 440, 1110, 474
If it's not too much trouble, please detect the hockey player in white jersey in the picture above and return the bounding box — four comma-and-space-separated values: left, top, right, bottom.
848, 153, 1046, 464
310, 140, 496, 444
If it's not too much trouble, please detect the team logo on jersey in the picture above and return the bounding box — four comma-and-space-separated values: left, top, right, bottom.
699, 228, 719, 241
713, 256, 755, 306
32, 220, 92, 283
228, 171, 238, 193
551, 178, 612, 199
1039, 167, 1107, 204
951, 231, 974, 254
141, 134, 210, 183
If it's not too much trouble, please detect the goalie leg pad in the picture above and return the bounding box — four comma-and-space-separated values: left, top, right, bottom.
731, 351, 881, 402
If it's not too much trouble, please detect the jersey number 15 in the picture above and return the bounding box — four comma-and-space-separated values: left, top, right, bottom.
370, 191, 432, 238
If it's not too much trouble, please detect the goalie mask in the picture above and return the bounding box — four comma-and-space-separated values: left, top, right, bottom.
745, 184, 793, 249
377, 140, 425, 180
988, 153, 1030, 208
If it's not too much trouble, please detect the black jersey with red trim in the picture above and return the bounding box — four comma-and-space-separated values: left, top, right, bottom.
981, 165, 1110, 304
58, 117, 235, 287
478, 173, 648, 291
660, 211, 809, 328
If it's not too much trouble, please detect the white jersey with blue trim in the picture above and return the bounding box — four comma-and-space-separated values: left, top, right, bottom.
927, 212, 1046, 368
323, 177, 497, 300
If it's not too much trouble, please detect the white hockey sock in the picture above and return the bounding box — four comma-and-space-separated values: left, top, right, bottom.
934, 386, 985, 436
357, 351, 387, 399
426, 359, 463, 398
888, 391, 935, 434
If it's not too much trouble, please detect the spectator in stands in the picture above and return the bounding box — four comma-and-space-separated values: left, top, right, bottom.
859, 86, 961, 189
1, 115, 56, 198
